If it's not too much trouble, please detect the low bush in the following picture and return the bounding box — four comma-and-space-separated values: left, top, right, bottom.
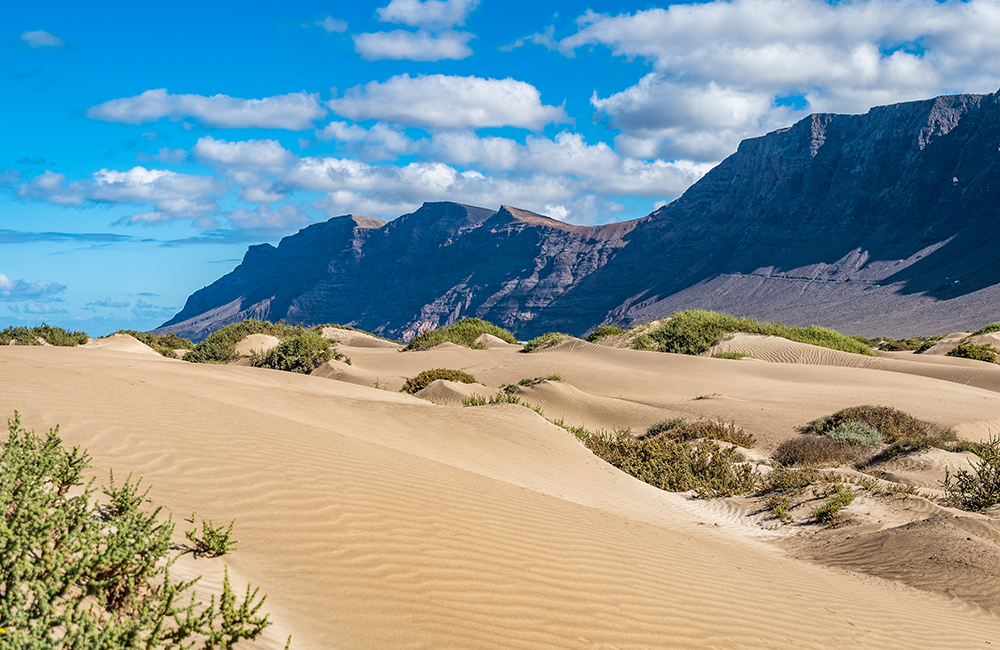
309, 323, 400, 343
808, 405, 949, 445
462, 391, 544, 416
812, 485, 855, 524
711, 351, 751, 359
946, 343, 997, 363
643, 418, 756, 448
404, 318, 518, 351
826, 421, 883, 448
114, 330, 194, 358
186, 517, 238, 557
0, 324, 90, 347
585, 325, 626, 342
249, 333, 339, 374
772, 435, 868, 467
500, 375, 562, 394
637, 309, 873, 356
185, 319, 305, 363
941, 433, 1000, 511
0, 411, 284, 648
575, 426, 758, 498
401, 368, 479, 394
968, 322, 1000, 337
523, 332, 567, 352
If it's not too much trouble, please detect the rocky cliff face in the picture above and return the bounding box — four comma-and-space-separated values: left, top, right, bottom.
159, 89, 1000, 341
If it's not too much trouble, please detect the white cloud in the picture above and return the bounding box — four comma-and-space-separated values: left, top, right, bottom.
561, 0, 1000, 162
193, 136, 294, 172
0, 274, 66, 302
87, 89, 327, 130
21, 30, 65, 47
328, 74, 568, 130
228, 204, 310, 230
17, 171, 86, 206
314, 16, 348, 33
316, 122, 416, 160
376, 0, 479, 29
353, 29, 474, 61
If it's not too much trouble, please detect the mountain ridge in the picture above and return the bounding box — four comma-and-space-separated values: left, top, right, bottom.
158, 89, 1000, 341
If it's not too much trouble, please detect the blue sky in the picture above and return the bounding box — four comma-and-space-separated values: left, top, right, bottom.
3, 0, 1000, 335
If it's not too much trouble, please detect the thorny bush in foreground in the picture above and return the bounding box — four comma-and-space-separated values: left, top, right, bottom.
0, 412, 287, 649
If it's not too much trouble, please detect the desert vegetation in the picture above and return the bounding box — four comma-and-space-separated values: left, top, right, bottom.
308, 323, 399, 343
584, 325, 625, 342
642, 418, 756, 448
0, 412, 285, 648
616, 310, 873, 356
568, 424, 758, 498
113, 330, 194, 358
0, 323, 90, 347
184, 320, 307, 364
946, 342, 998, 363
942, 433, 1000, 511
400, 368, 479, 394
249, 332, 346, 374
499, 375, 562, 394
523, 332, 567, 352
403, 318, 518, 351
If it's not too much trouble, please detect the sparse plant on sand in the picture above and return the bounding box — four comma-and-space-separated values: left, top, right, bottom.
0, 324, 90, 347
186, 517, 239, 557
643, 418, 756, 449
500, 375, 562, 395
811, 485, 855, 524
627, 310, 872, 356
825, 421, 883, 448
185, 319, 306, 364
946, 343, 998, 363
462, 391, 545, 416
711, 351, 751, 359
113, 330, 194, 358
0, 411, 286, 648
941, 433, 1000, 511
404, 318, 518, 351
570, 424, 759, 498
772, 435, 868, 467
523, 332, 567, 352
401, 368, 479, 394
249, 332, 343, 373
585, 325, 626, 342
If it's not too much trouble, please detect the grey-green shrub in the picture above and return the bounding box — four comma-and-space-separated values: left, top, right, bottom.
401, 368, 478, 394
826, 421, 883, 448
249, 333, 338, 374
185, 319, 306, 363
404, 318, 518, 351
523, 332, 566, 352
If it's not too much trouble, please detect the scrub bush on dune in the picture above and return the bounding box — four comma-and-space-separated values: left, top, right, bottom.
249, 332, 343, 374
185, 319, 306, 364
0, 411, 288, 649
403, 318, 517, 351
400, 368, 479, 394
0, 324, 90, 347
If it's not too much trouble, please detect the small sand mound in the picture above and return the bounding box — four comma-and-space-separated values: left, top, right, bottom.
320, 327, 400, 349
83, 333, 162, 356
920, 332, 993, 355
516, 380, 670, 432
869, 448, 982, 489
416, 379, 491, 406
311, 359, 401, 390
474, 333, 521, 349
234, 334, 281, 358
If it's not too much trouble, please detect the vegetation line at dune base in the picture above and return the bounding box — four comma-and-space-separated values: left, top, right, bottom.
404, 318, 518, 351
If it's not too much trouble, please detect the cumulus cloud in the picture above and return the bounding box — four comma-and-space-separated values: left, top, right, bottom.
21, 30, 65, 48
353, 29, 474, 61
328, 74, 568, 130
193, 136, 294, 172
0, 274, 66, 302
561, 0, 1000, 161
227, 204, 310, 230
18, 167, 222, 224
87, 89, 327, 130
376, 0, 479, 28
316, 122, 416, 160
20, 302, 68, 314
85, 298, 130, 309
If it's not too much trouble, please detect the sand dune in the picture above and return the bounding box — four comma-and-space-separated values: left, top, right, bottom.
82, 332, 162, 356
4, 339, 1000, 648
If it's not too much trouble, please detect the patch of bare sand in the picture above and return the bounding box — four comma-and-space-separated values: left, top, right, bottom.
415, 379, 490, 405
319, 327, 401, 349
82, 333, 163, 356
4, 343, 1000, 648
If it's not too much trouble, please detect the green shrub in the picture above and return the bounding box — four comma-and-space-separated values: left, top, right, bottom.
643, 418, 756, 448
772, 435, 867, 467
185, 319, 306, 363
0, 411, 283, 648
500, 375, 562, 395
400, 368, 479, 394
812, 485, 855, 524
113, 330, 194, 358
711, 352, 750, 359
585, 325, 626, 342
759, 467, 826, 493
186, 517, 238, 557
0, 324, 90, 347
826, 421, 883, 448
523, 332, 567, 352
635, 310, 873, 356
946, 343, 997, 363
404, 318, 518, 351
249, 333, 337, 374
968, 322, 1000, 337
574, 426, 758, 498
941, 433, 1000, 511
765, 493, 792, 520
309, 323, 400, 343
809, 405, 949, 444
462, 391, 544, 416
